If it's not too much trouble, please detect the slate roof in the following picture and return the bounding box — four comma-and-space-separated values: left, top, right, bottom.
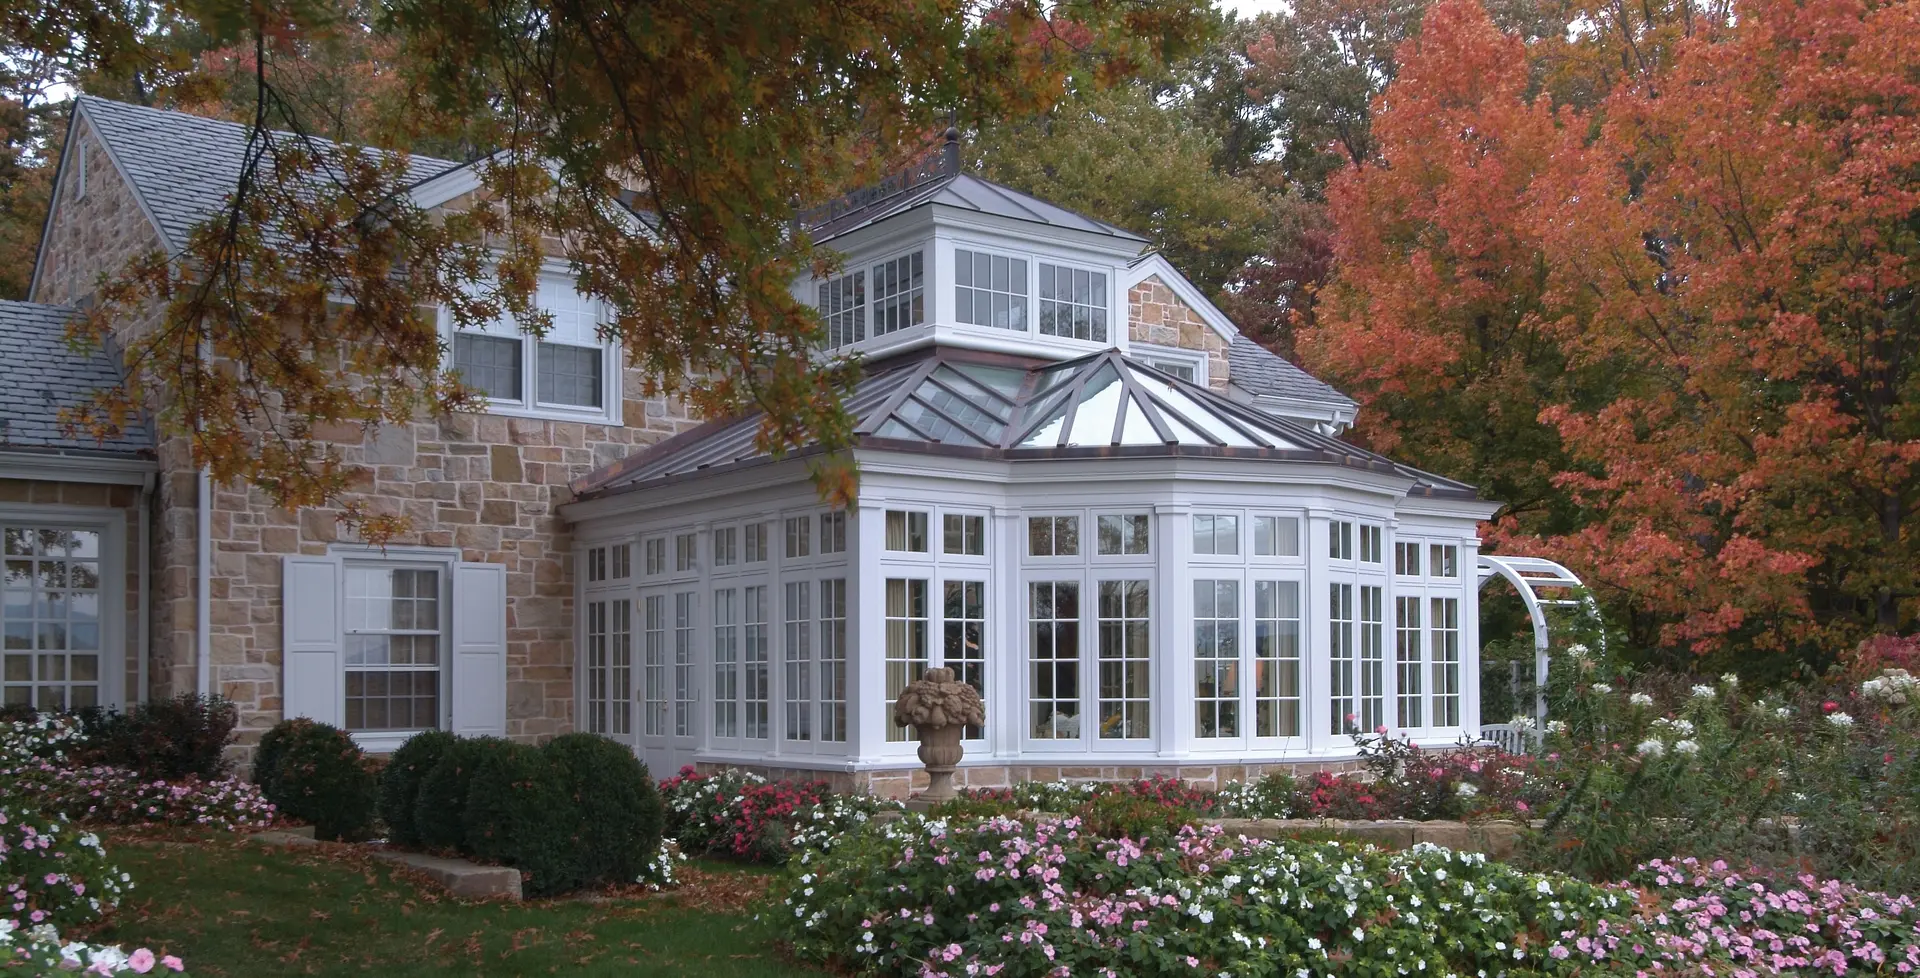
805, 167, 1148, 245
0, 300, 150, 458
573, 346, 1471, 500
75, 96, 466, 254
1228, 335, 1357, 410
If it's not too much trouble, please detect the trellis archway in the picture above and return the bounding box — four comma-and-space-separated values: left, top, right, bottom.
1477, 555, 1601, 723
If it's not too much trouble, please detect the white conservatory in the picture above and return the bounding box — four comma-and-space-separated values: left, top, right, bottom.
560, 155, 1498, 795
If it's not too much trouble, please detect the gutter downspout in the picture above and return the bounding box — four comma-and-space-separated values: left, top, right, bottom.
138, 472, 152, 704
196, 467, 211, 698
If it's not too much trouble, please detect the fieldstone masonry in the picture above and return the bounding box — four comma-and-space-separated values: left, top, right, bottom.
1128, 276, 1233, 392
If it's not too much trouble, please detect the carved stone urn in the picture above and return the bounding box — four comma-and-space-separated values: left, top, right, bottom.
891, 667, 986, 802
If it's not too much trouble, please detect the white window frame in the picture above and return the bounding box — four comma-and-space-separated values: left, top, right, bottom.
325, 544, 464, 753
1128, 344, 1208, 387
442, 271, 624, 425
0, 505, 127, 713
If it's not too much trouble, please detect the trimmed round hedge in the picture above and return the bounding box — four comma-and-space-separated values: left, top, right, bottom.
414, 735, 510, 853
542, 732, 664, 887
379, 729, 459, 847
260, 718, 376, 841
461, 741, 578, 896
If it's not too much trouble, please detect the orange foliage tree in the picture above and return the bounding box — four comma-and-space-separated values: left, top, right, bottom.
1304, 0, 1920, 663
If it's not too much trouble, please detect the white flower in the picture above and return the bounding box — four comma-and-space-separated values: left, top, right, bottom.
1509, 714, 1536, 731
1673, 739, 1700, 755
1546, 720, 1567, 735
1636, 739, 1665, 757
1630, 692, 1654, 707
1861, 670, 1917, 704
1455, 782, 1480, 798
1591, 683, 1614, 695
1720, 672, 1739, 688
1690, 685, 1717, 701
1826, 712, 1855, 728
1566, 643, 1590, 658
1774, 706, 1792, 718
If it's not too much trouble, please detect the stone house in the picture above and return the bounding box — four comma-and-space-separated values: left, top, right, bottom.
4, 96, 1498, 793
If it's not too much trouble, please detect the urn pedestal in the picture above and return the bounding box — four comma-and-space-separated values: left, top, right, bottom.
913, 721, 967, 802
891, 666, 986, 805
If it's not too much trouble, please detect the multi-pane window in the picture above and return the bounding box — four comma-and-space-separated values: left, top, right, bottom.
745, 523, 769, 563
1193, 580, 1240, 738
1359, 585, 1386, 733
885, 511, 929, 553
943, 514, 985, 556
2, 526, 103, 711
1396, 596, 1423, 728
1096, 580, 1150, 739
943, 581, 987, 739
819, 512, 847, 554
885, 579, 929, 742
784, 581, 812, 741
1359, 525, 1384, 565
1431, 597, 1461, 726
538, 341, 603, 408
1254, 516, 1300, 557
1254, 581, 1302, 738
1328, 583, 1355, 734
1028, 581, 1080, 739
871, 252, 925, 337
713, 527, 738, 567
744, 586, 770, 739
610, 544, 631, 580
1037, 263, 1108, 342
674, 533, 697, 573
1097, 514, 1150, 556
1027, 516, 1079, 556
785, 516, 811, 559
674, 592, 696, 736
584, 599, 632, 737
1330, 520, 1355, 561
1192, 514, 1240, 555
955, 248, 1028, 331
642, 594, 667, 737
1395, 542, 1421, 576
818, 579, 848, 742
712, 589, 739, 738
644, 538, 666, 576
453, 333, 522, 400
343, 566, 441, 732
1430, 544, 1459, 578
818, 270, 866, 348
586, 545, 609, 583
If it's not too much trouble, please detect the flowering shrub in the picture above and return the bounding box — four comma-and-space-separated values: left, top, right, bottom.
660, 767, 903, 863
7, 763, 273, 831
1, 806, 130, 931
1212, 773, 1295, 819
1534, 669, 1920, 890
0, 714, 85, 769
1, 920, 187, 974
769, 813, 1634, 977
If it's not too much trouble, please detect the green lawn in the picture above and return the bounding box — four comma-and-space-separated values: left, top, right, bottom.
81, 832, 821, 977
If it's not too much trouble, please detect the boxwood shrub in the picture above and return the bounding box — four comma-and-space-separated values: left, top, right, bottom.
413, 735, 509, 852
542, 732, 664, 887
461, 741, 578, 896
260, 718, 376, 841
378, 729, 458, 847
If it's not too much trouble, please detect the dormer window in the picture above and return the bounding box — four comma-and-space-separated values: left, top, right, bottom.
1038, 263, 1108, 342
954, 249, 1028, 331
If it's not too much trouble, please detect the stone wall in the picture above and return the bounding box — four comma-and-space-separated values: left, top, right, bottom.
30, 113, 700, 758
1127, 276, 1232, 392
697, 758, 1368, 800
0, 478, 146, 706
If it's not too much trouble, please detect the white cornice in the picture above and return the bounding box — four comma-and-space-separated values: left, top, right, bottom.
0, 450, 156, 486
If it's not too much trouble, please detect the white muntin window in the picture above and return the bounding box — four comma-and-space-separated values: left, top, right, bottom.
2, 517, 121, 712
1329, 520, 1355, 562
446, 273, 621, 424
942, 513, 986, 556
783, 581, 812, 742
673, 532, 698, 574
1193, 579, 1240, 739
1192, 514, 1240, 556
1026, 515, 1079, 557
785, 516, 812, 560
712, 587, 740, 739
1131, 344, 1208, 386
886, 510, 929, 553
942, 580, 987, 739
641, 594, 667, 737
1026, 579, 1080, 741
1253, 515, 1302, 558
1395, 594, 1424, 729
954, 248, 1029, 331
870, 251, 926, 337
1252, 580, 1303, 739
743, 585, 771, 739
1037, 261, 1110, 342
1431, 596, 1462, 727
1395, 540, 1422, 576
1430, 544, 1460, 578
1095, 514, 1150, 557
673, 591, 696, 737
1327, 581, 1356, 734
1095, 579, 1150, 740
819, 512, 848, 554
818, 579, 848, 742
1358, 584, 1387, 733
817, 268, 866, 347
583, 596, 632, 739
884, 578, 929, 742
284, 548, 504, 750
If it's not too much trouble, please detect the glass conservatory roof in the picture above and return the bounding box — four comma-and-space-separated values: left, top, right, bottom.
574, 348, 1478, 499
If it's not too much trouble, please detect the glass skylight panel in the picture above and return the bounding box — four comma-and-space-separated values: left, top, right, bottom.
919, 382, 1007, 443
929, 366, 1014, 420
954, 249, 1028, 331
951, 363, 1027, 401
1132, 375, 1261, 448
894, 399, 971, 445
1066, 365, 1125, 444
1118, 400, 1162, 445
1038, 263, 1108, 342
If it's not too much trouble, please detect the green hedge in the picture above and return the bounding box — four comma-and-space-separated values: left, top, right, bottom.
258, 718, 376, 842
413, 735, 509, 852
379, 729, 459, 847
542, 732, 664, 888
461, 741, 579, 896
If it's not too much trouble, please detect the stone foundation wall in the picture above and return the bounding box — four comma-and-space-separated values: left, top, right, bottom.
695, 758, 1370, 800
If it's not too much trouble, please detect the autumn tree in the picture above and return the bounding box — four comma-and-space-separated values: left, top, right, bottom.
55, 0, 1210, 537
1307, 0, 1920, 665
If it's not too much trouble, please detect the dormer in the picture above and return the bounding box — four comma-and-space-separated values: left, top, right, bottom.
798, 134, 1151, 363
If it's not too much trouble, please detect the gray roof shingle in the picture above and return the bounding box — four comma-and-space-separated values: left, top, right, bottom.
77, 96, 465, 254
1227, 335, 1356, 409
0, 300, 150, 457
807, 169, 1148, 245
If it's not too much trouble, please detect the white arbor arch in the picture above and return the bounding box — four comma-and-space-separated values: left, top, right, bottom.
1476, 555, 1600, 729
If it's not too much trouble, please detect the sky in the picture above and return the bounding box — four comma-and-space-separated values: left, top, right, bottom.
1218, 0, 1293, 18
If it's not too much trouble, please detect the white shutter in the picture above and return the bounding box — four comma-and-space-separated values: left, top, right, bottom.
282, 555, 344, 725
450, 561, 509, 736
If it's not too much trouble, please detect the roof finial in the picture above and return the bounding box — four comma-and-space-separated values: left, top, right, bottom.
942, 115, 960, 175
